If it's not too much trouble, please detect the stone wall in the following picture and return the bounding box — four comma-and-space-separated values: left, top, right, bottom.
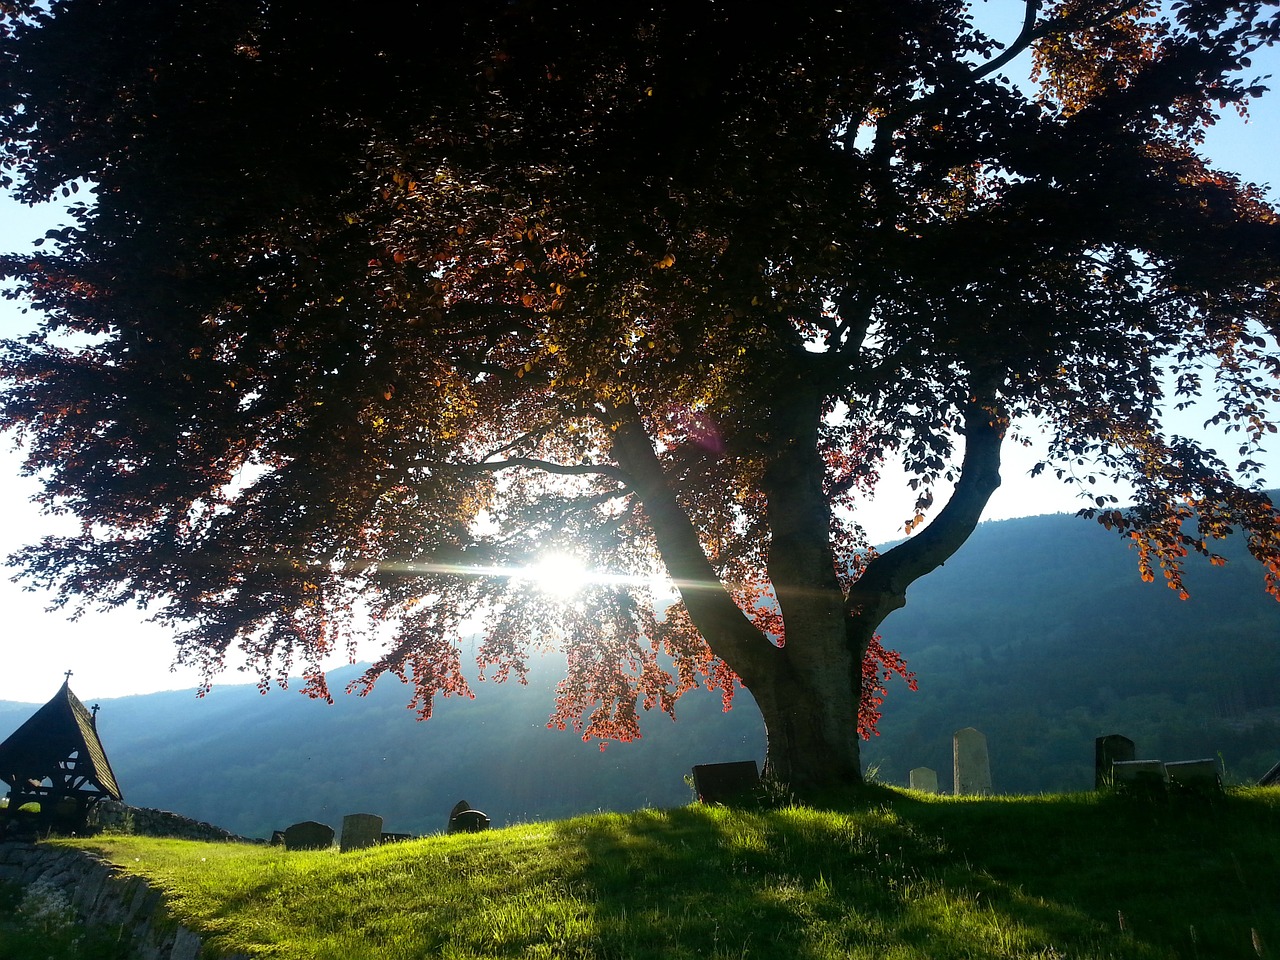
89, 800, 258, 844
0, 840, 244, 960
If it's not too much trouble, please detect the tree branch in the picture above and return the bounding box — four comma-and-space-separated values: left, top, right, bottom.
461, 456, 633, 488
607, 402, 780, 683
870, 0, 1143, 148
846, 396, 1005, 622
971, 0, 1148, 82
970, 0, 1042, 83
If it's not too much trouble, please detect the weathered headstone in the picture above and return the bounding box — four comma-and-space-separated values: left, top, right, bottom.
446, 800, 491, 834
283, 820, 334, 851
953, 727, 992, 796
380, 831, 413, 844
1111, 759, 1167, 797
1166, 759, 1222, 798
909, 766, 939, 794
340, 813, 384, 853
1095, 734, 1136, 789
269, 830, 285, 846
691, 761, 761, 804
448, 808, 491, 833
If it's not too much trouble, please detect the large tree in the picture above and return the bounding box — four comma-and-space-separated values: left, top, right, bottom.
2, 0, 1279, 791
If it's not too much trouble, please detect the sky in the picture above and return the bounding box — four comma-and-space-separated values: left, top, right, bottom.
1, 6, 1279, 704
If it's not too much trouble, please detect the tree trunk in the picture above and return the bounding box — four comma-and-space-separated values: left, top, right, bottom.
749, 632, 867, 791
610, 394, 1003, 795
752, 385, 870, 790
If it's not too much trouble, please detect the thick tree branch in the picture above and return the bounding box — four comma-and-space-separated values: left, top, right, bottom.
972, 0, 1149, 82
847, 397, 1005, 622
607, 403, 780, 684
461, 457, 633, 488
971, 0, 1042, 82
871, 0, 1143, 147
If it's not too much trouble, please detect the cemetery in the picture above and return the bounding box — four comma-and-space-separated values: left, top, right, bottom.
0, 678, 1255, 854
2, 676, 1279, 959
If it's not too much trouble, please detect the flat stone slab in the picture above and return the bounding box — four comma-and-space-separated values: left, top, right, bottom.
1166, 759, 1222, 795
691, 761, 761, 804
1111, 760, 1168, 796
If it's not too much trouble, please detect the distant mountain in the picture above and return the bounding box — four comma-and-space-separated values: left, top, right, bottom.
863, 506, 1280, 791
1, 662, 763, 839
3, 506, 1278, 836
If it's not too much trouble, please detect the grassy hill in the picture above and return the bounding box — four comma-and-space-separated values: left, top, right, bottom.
32, 787, 1280, 960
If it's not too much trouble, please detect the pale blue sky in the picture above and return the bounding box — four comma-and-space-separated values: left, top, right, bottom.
1, 6, 1278, 702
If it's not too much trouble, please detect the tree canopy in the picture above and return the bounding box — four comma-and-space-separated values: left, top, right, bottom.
2, 0, 1279, 790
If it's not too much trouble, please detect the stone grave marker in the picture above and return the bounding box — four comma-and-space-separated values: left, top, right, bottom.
283, 820, 334, 851
953, 727, 992, 796
380, 831, 413, 844
269, 830, 285, 846
447, 800, 491, 834
449, 799, 472, 821
340, 813, 384, 853
691, 761, 761, 804
1111, 759, 1167, 797
1095, 734, 1136, 789
1166, 759, 1222, 798
909, 767, 939, 793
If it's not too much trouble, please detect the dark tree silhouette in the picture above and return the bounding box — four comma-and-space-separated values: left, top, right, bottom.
2, 0, 1278, 790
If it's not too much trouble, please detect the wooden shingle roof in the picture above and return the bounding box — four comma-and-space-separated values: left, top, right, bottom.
0, 680, 122, 801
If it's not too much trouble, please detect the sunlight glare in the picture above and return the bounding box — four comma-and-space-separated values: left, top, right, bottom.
525, 551, 590, 598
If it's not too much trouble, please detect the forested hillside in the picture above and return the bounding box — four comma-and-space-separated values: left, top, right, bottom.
46, 664, 760, 838
864, 509, 1280, 790
3, 508, 1278, 837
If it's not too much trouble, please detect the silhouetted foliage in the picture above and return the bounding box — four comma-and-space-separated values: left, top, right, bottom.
2, 1, 1279, 790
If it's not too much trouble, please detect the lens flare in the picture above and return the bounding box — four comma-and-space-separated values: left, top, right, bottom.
524, 552, 590, 598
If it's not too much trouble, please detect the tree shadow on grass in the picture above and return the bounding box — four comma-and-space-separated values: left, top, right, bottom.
893, 789, 1280, 960
549, 799, 1171, 960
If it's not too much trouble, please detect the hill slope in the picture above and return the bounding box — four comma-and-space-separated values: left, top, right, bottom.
57, 788, 1280, 960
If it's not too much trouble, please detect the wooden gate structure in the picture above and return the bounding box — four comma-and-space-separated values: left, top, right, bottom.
0, 677, 122, 834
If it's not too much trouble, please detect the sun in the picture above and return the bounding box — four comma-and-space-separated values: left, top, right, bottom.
524, 551, 591, 598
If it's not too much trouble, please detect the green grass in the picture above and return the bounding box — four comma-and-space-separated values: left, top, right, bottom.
54, 787, 1280, 959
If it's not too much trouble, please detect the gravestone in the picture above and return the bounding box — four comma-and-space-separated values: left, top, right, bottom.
283, 820, 334, 851
1095, 734, 1136, 789
691, 761, 761, 804
1111, 759, 1167, 797
380, 832, 413, 844
269, 830, 285, 846
447, 800, 491, 834
448, 809, 491, 833
909, 767, 939, 794
340, 813, 384, 853
1166, 759, 1222, 798
953, 727, 992, 796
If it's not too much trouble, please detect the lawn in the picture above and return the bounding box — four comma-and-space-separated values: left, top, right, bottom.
48, 787, 1280, 959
